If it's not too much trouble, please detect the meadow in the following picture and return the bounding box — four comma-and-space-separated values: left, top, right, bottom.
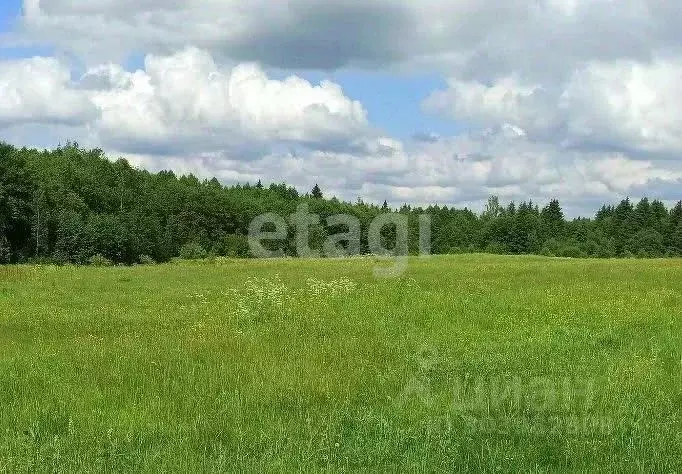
0, 255, 681, 472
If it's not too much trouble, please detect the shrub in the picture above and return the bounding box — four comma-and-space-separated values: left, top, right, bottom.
219, 234, 251, 258
0, 237, 10, 264
541, 238, 561, 256
89, 254, 114, 267
484, 243, 506, 255
596, 244, 617, 259
664, 248, 679, 258
139, 254, 156, 265
636, 249, 650, 259
179, 242, 207, 260
580, 240, 601, 258
558, 246, 582, 258
29, 254, 69, 266
539, 246, 555, 257
50, 250, 71, 265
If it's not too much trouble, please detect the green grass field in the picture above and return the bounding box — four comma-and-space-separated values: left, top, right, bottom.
1, 255, 681, 472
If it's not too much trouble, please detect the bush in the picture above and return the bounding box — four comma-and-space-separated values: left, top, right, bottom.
0, 237, 10, 264
541, 238, 561, 257
179, 242, 207, 260
539, 246, 555, 257
28, 254, 70, 266
50, 250, 71, 266
664, 248, 679, 258
139, 254, 156, 265
89, 254, 114, 267
596, 245, 616, 259
219, 234, 251, 258
558, 246, 582, 258
580, 240, 601, 258
484, 243, 506, 255
636, 249, 650, 259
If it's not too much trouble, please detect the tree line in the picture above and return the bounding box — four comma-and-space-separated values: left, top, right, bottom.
1, 141, 681, 264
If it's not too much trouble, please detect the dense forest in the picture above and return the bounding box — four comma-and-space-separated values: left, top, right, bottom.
1, 141, 682, 264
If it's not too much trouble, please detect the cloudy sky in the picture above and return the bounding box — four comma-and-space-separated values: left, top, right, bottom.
1, 0, 681, 216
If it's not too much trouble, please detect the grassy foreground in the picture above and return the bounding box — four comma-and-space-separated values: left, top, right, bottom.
1, 255, 681, 472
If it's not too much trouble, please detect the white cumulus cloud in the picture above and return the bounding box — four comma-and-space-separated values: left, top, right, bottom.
85, 48, 369, 154
1, 48, 371, 156
0, 57, 97, 126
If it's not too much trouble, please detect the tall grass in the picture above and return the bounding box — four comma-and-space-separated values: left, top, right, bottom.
0, 266, 30, 282
0, 255, 680, 471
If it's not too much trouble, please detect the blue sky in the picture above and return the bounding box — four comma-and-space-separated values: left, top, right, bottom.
0, 0, 19, 31
0, 0, 52, 59
275, 70, 464, 140
0, 0, 20, 38
1, 1, 681, 216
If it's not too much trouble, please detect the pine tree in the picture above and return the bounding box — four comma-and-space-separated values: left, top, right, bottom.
650, 199, 669, 235
541, 199, 565, 240
670, 222, 682, 256
311, 184, 323, 199
670, 202, 682, 229
633, 198, 652, 231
